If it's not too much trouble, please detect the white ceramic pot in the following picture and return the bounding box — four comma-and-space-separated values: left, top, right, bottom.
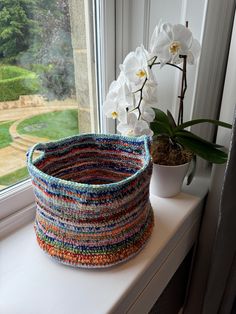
150, 162, 190, 198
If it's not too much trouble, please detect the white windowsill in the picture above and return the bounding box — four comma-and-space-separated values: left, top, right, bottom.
0, 177, 208, 314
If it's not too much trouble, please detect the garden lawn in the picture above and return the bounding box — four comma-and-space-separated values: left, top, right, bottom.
17, 109, 79, 140
0, 167, 29, 186
0, 121, 14, 149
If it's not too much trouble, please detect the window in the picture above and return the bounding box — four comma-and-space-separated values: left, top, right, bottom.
0, 0, 101, 193
0, 0, 116, 221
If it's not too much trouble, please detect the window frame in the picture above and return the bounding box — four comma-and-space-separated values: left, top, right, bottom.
0, 179, 34, 220
0, 179, 36, 238
94, 0, 116, 134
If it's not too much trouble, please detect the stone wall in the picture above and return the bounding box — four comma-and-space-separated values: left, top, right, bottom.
68, 0, 98, 133
0, 95, 45, 110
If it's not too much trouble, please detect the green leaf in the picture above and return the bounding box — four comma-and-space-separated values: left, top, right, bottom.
167, 110, 177, 128
176, 136, 228, 164
153, 108, 171, 124
175, 130, 224, 148
152, 108, 173, 135
176, 119, 232, 131
150, 121, 171, 136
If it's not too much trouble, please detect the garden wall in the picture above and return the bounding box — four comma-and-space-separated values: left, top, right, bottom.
0, 95, 45, 110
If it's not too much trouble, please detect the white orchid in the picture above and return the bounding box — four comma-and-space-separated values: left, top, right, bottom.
140, 105, 155, 123
120, 45, 151, 90
187, 38, 201, 65
142, 80, 158, 106
103, 20, 201, 138
117, 112, 153, 137
104, 73, 133, 122
150, 23, 200, 65
103, 98, 127, 122
149, 20, 162, 59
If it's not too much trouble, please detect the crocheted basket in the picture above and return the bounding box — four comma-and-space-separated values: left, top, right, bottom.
27, 134, 154, 268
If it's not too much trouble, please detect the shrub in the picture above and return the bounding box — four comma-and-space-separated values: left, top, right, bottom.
36, 62, 75, 100
29, 56, 75, 100
0, 65, 40, 101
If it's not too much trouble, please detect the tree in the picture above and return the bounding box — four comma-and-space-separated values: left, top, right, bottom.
0, 0, 36, 63
0, 0, 75, 99
18, 0, 75, 99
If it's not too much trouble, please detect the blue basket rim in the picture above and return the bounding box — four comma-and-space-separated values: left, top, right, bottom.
27, 133, 152, 191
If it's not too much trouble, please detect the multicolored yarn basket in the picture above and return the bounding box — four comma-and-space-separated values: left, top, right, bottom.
27, 133, 154, 268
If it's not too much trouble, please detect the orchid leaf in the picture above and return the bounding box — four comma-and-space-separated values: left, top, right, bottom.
151, 108, 173, 135
153, 108, 172, 127
175, 130, 224, 148
176, 119, 232, 131
150, 121, 171, 136
176, 136, 228, 164
167, 110, 177, 128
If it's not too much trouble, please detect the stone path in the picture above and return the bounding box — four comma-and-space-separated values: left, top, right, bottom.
0, 101, 78, 184
0, 147, 26, 177
0, 99, 78, 122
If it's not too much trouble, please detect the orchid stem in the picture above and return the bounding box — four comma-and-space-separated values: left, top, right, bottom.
177, 55, 187, 125
152, 62, 183, 72
176, 20, 189, 125
132, 54, 187, 125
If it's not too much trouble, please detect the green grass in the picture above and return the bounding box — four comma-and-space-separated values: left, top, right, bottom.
0, 167, 29, 186
17, 109, 79, 140
0, 121, 14, 149
0, 110, 79, 186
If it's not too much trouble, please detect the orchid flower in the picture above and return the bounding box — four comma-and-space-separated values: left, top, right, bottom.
103, 21, 201, 138
103, 73, 133, 122
187, 38, 201, 65
150, 23, 200, 65
117, 112, 153, 137
103, 98, 127, 122
140, 105, 155, 123
120, 45, 151, 90
142, 80, 158, 106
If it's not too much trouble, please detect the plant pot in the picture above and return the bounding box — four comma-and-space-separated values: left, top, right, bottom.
150, 162, 190, 198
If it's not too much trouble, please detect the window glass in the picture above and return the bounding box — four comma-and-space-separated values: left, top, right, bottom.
0, 0, 98, 192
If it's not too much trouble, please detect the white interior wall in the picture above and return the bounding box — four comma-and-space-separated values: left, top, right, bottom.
217, 11, 236, 147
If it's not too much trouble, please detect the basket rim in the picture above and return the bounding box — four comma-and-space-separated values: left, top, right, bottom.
27, 133, 152, 191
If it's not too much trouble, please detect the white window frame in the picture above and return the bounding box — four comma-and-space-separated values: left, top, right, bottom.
0, 179, 34, 219
94, 0, 116, 134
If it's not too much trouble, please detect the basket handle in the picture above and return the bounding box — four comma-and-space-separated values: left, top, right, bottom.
27, 143, 47, 164
141, 135, 152, 154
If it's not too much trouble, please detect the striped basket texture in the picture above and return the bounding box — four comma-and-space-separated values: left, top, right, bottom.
27, 134, 154, 268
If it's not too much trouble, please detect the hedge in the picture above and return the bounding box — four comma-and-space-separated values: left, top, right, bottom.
0, 65, 40, 101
